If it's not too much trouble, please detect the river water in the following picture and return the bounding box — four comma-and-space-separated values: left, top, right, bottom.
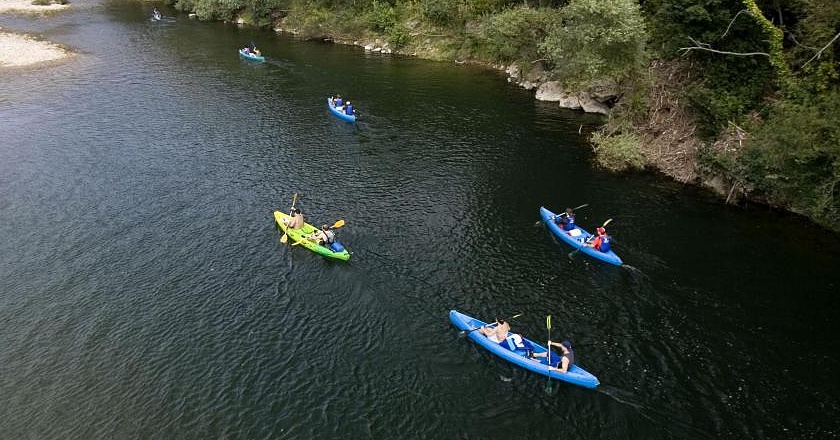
2, 2, 839, 439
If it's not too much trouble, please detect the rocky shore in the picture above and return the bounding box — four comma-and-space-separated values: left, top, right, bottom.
0, 0, 72, 68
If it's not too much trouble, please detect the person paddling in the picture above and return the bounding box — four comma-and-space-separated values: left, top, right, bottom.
478, 318, 510, 343
586, 226, 611, 253
283, 207, 304, 229
532, 340, 575, 373
554, 207, 577, 231
309, 224, 336, 246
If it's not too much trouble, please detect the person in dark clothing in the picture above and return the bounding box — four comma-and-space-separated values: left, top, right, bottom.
532, 340, 575, 373
554, 207, 576, 231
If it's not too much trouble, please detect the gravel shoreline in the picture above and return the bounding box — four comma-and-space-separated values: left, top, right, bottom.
0, 0, 72, 68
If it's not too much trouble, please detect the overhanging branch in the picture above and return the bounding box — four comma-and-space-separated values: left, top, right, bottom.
679, 37, 769, 57
803, 32, 840, 67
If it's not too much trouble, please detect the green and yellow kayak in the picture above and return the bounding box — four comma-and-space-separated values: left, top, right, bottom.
273, 211, 350, 261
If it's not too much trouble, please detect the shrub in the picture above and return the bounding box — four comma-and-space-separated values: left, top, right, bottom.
386, 22, 410, 48
745, 91, 840, 228
591, 131, 646, 172
471, 7, 557, 63
419, 0, 457, 27
365, 1, 396, 33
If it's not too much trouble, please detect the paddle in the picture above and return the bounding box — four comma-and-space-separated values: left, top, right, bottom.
292, 219, 345, 246
545, 315, 553, 394
568, 218, 613, 259
535, 203, 589, 227
280, 193, 298, 244
459, 313, 522, 337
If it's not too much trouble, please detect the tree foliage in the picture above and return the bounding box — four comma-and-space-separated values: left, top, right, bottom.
469, 7, 558, 62
539, 0, 647, 84
742, 92, 840, 228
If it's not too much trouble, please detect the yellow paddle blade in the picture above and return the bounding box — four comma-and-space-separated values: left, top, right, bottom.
546, 315, 552, 330
603, 218, 613, 227
331, 219, 345, 229
280, 233, 288, 243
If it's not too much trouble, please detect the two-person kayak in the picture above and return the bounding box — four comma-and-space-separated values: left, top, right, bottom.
274, 211, 350, 261
238, 48, 265, 63
449, 310, 600, 389
327, 97, 356, 122
539, 206, 623, 266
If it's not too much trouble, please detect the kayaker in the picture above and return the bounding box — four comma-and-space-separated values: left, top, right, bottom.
283, 208, 305, 229
344, 101, 354, 116
554, 207, 576, 231
309, 224, 336, 246
478, 318, 510, 343
586, 227, 611, 253
334, 94, 344, 109
532, 340, 575, 373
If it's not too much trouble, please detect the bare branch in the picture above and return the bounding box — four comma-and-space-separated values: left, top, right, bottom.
722, 9, 751, 39
787, 33, 820, 52
679, 37, 769, 57
803, 32, 840, 67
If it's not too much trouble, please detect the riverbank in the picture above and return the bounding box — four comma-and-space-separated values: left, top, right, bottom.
0, 0, 72, 68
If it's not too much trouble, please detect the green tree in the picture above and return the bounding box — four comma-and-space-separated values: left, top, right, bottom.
539, 0, 648, 85
470, 7, 557, 62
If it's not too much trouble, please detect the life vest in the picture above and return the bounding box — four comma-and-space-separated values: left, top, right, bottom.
564, 214, 576, 231
334, 98, 343, 107
598, 234, 611, 253
345, 104, 354, 115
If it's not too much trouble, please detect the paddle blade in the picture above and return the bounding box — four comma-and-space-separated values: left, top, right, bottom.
546, 315, 552, 330
280, 233, 288, 244
603, 218, 613, 227
332, 219, 345, 229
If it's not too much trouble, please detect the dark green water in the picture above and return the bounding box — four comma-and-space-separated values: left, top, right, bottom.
2, 2, 839, 439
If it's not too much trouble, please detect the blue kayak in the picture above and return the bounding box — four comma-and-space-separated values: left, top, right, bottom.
539, 206, 623, 266
327, 97, 356, 122
449, 310, 600, 389
238, 48, 265, 63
